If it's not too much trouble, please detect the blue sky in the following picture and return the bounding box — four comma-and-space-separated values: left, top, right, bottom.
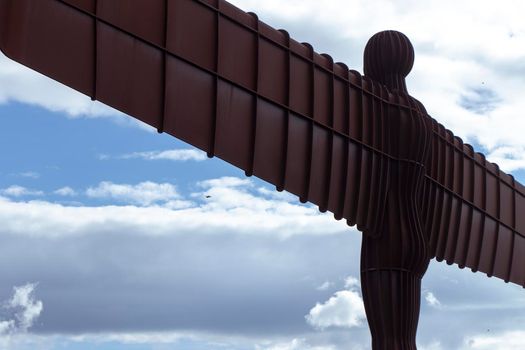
1, 1, 525, 349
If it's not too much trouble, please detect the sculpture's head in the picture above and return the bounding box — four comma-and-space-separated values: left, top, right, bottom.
363, 30, 414, 93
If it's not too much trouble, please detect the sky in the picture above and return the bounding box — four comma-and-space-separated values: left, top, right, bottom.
1, 0, 525, 349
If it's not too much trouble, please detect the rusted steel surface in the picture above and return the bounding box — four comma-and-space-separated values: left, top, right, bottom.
422, 124, 525, 285
359, 31, 432, 350
1, 0, 524, 289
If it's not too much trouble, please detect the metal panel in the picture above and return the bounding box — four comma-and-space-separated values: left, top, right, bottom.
1, 0, 95, 96
443, 197, 461, 264
453, 203, 472, 267
327, 133, 347, 219
465, 210, 484, 271
62, 0, 95, 12
478, 218, 497, 274
215, 81, 254, 170
517, 191, 525, 234
493, 225, 513, 281
343, 142, 361, 226
510, 235, 525, 285
308, 125, 331, 209
314, 66, 331, 126
285, 114, 310, 199
333, 70, 348, 134
289, 55, 311, 117
167, 0, 216, 71
97, 0, 166, 46
252, 99, 287, 186
218, 16, 257, 90
259, 38, 287, 104
500, 173, 514, 225
97, 23, 163, 127
422, 112, 525, 285
164, 56, 215, 152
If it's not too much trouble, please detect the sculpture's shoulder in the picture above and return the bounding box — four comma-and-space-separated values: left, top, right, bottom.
410, 96, 428, 116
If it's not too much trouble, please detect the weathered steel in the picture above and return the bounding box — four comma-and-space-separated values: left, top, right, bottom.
1, 0, 524, 348
360, 31, 432, 349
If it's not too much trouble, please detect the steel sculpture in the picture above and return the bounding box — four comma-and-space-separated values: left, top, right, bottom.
1, 0, 524, 349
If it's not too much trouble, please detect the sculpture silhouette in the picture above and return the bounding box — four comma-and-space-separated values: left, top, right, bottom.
1, 1, 524, 348
360, 31, 433, 349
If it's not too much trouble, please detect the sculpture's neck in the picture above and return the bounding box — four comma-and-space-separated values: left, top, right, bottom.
382, 74, 408, 94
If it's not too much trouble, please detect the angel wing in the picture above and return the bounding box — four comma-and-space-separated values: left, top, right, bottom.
0, 0, 400, 235
421, 121, 525, 286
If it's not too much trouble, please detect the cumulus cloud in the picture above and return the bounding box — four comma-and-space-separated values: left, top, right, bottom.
344, 276, 360, 289
86, 181, 187, 206
462, 330, 525, 350
0, 177, 522, 349
424, 291, 442, 309
0, 177, 348, 238
486, 146, 525, 173
0, 177, 361, 345
198, 177, 252, 189
0, 185, 43, 197
69, 332, 187, 345
54, 187, 77, 197
0, 283, 43, 335
316, 282, 333, 291
257, 338, 335, 350
196, 177, 305, 211
11, 172, 40, 179
257, 187, 297, 202
116, 149, 207, 162
305, 276, 366, 330
419, 341, 444, 350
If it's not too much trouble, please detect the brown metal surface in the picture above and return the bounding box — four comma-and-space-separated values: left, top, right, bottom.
360, 31, 432, 349
1, 0, 524, 347
422, 124, 525, 285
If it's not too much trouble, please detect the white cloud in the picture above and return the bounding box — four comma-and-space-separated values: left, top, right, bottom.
424, 291, 442, 309
0, 332, 339, 350
118, 149, 207, 162
70, 332, 187, 345
0, 177, 348, 238
0, 186, 43, 197
54, 187, 77, 197
0, 321, 14, 335
257, 338, 335, 350
15, 172, 40, 179
198, 177, 252, 189
316, 282, 333, 291
344, 276, 360, 289
86, 181, 184, 206
306, 276, 366, 330
419, 341, 443, 350
0, 283, 43, 335
7, 284, 43, 332
163, 200, 195, 210
257, 187, 297, 202
462, 331, 525, 350
486, 146, 525, 172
